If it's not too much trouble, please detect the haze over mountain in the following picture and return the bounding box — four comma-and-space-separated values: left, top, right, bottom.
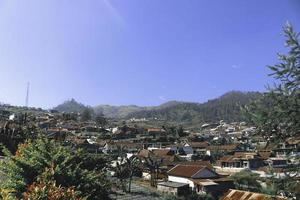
54, 91, 262, 122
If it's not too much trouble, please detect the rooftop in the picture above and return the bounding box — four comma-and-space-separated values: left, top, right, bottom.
157, 181, 189, 188
221, 189, 286, 200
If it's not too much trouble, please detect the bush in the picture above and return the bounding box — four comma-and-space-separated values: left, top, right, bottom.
0, 138, 111, 199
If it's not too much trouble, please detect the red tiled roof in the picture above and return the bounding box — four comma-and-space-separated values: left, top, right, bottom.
168, 164, 206, 178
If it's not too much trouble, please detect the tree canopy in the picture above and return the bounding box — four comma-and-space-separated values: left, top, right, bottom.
0, 138, 111, 200
244, 23, 300, 140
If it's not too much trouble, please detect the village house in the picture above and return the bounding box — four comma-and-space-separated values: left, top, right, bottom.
157, 181, 190, 196
184, 141, 209, 155
215, 152, 264, 173
166, 143, 193, 157
104, 141, 143, 154
137, 148, 181, 180
147, 128, 167, 140
160, 164, 233, 197
206, 144, 240, 156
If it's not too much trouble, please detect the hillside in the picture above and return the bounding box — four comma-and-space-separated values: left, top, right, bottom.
53, 99, 89, 113
93, 105, 145, 118
125, 91, 262, 123
53, 91, 262, 122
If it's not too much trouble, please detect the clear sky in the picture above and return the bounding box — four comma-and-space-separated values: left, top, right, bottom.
0, 0, 299, 108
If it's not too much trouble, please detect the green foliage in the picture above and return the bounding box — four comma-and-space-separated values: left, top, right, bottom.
0, 138, 111, 199
127, 91, 262, 123
0, 119, 39, 154
22, 167, 80, 200
231, 170, 261, 192
114, 156, 141, 193
143, 156, 163, 187
244, 23, 300, 140
54, 99, 88, 114
95, 112, 107, 127
55, 92, 262, 124
81, 107, 94, 122
185, 193, 214, 200
161, 193, 213, 200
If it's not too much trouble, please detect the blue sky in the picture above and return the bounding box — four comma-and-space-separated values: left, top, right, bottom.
0, 0, 299, 108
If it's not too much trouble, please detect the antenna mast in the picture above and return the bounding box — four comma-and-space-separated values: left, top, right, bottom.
25, 82, 30, 107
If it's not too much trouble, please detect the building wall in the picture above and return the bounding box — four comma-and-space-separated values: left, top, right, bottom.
157, 185, 178, 195
168, 176, 195, 188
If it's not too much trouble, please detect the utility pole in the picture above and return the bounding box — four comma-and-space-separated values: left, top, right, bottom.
25, 82, 30, 107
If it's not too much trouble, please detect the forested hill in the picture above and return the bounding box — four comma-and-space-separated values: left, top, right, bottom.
125, 91, 262, 123
53, 99, 89, 113
54, 91, 262, 122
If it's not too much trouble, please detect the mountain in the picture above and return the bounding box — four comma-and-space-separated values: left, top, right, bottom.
93, 105, 145, 118
53, 99, 89, 113
125, 91, 262, 123
93, 101, 185, 118
54, 91, 262, 122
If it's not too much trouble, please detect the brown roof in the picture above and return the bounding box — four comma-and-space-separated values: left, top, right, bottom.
137, 149, 152, 158
207, 144, 238, 151
220, 189, 285, 200
286, 137, 300, 145
233, 152, 257, 159
188, 142, 209, 148
218, 155, 235, 162
257, 151, 272, 160
113, 141, 143, 149
152, 149, 174, 157
168, 164, 206, 178
218, 152, 261, 163
171, 161, 213, 170
264, 143, 278, 151
148, 128, 164, 132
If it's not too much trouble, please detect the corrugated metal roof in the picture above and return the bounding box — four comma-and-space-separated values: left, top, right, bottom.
221, 189, 286, 200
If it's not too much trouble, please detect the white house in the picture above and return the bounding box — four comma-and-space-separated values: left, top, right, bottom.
167, 164, 223, 194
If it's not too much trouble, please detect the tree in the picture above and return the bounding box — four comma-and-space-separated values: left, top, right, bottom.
144, 156, 163, 187
95, 112, 107, 127
0, 138, 111, 199
81, 107, 93, 122
243, 23, 300, 198
231, 170, 261, 192
114, 156, 141, 193
22, 166, 80, 200
244, 23, 300, 141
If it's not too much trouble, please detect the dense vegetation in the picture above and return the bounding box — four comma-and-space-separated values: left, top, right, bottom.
0, 138, 111, 199
55, 91, 262, 123
244, 23, 300, 197
244, 23, 300, 140
126, 91, 262, 123
54, 99, 90, 114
